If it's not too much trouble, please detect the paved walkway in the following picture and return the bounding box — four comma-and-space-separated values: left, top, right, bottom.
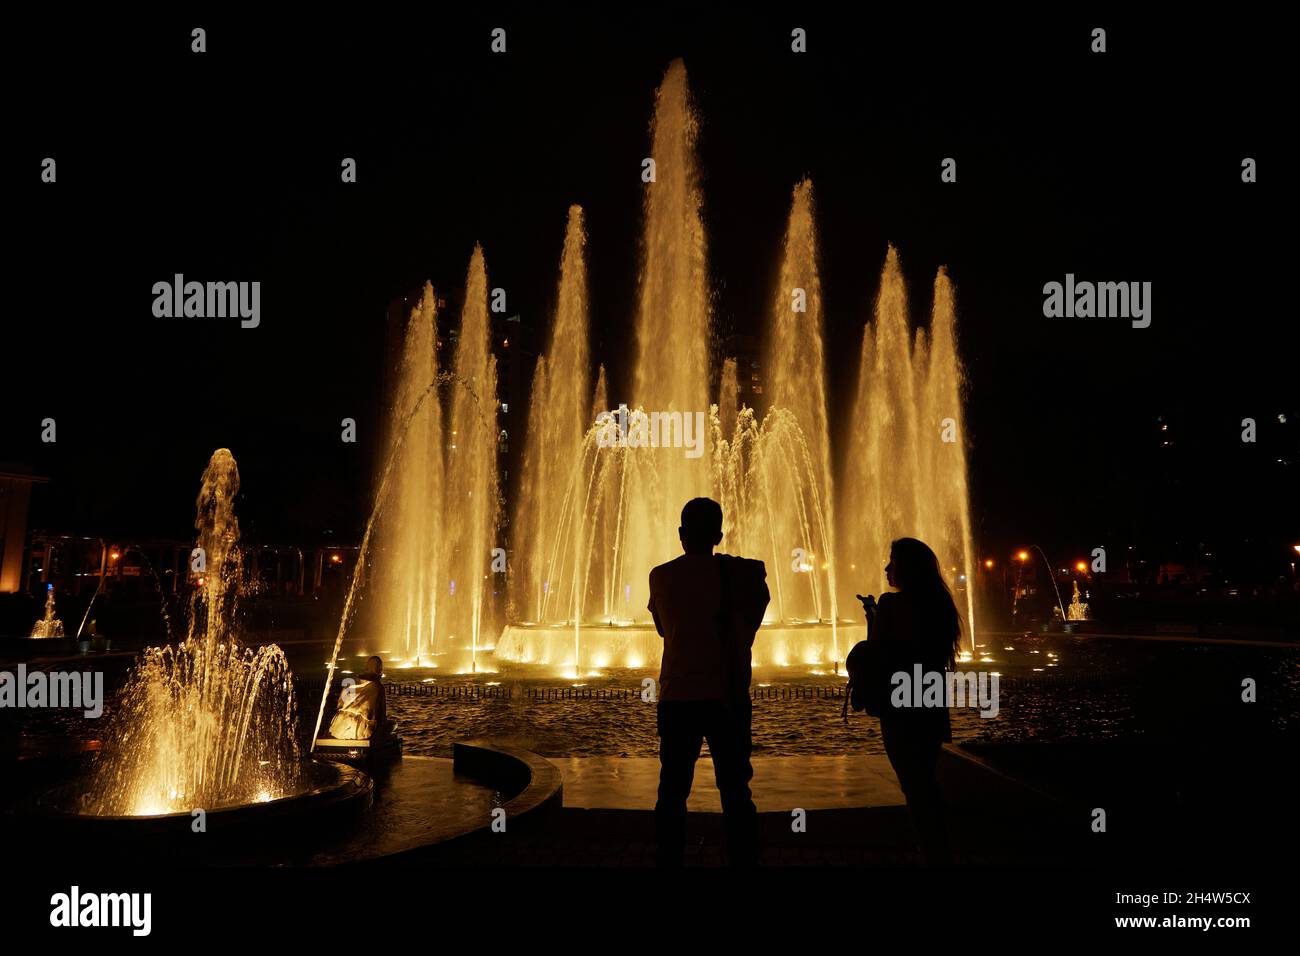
554, 755, 905, 811
422, 747, 1080, 867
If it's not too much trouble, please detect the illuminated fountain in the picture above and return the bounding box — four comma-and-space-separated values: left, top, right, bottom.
841, 247, 978, 658
357, 249, 502, 676
66, 450, 309, 817
1067, 581, 1090, 622
29, 587, 64, 638
368, 59, 977, 677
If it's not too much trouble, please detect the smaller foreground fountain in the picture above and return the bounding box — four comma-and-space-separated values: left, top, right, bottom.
37, 450, 368, 830
78, 449, 301, 816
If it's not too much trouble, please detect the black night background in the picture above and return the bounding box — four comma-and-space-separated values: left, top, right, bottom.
7, 11, 1293, 565
0, 8, 1294, 936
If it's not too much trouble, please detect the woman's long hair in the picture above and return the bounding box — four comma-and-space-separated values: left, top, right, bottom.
890, 537, 962, 663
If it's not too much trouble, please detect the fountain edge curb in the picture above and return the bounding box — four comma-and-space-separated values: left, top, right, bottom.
452, 740, 564, 831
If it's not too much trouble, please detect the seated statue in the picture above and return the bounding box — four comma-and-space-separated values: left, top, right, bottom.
328, 656, 389, 740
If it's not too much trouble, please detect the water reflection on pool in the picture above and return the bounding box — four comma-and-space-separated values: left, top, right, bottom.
381, 633, 1298, 757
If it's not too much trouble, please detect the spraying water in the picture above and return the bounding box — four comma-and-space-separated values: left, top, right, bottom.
84, 450, 301, 816
30, 587, 64, 638
439, 247, 502, 672
628, 59, 713, 575
394, 59, 978, 673
361, 249, 503, 675
510, 207, 591, 625
500, 64, 979, 672
1067, 581, 1090, 621
313, 256, 506, 737
371, 283, 445, 665
760, 179, 840, 655
502, 60, 717, 674
841, 250, 977, 654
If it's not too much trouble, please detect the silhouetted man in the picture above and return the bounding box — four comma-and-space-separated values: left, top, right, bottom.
648, 497, 770, 865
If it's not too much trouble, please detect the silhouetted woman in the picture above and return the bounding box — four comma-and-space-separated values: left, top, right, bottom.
861, 537, 961, 865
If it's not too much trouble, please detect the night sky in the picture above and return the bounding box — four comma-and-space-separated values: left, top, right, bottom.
6, 10, 1294, 573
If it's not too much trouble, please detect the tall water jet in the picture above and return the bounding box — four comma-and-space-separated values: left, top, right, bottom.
843, 246, 913, 604
840, 251, 977, 654
920, 267, 977, 649
192, 449, 242, 645
500, 61, 717, 674
480, 60, 976, 673
356, 248, 502, 674
372, 283, 445, 664
83, 449, 301, 816
760, 179, 839, 651
511, 207, 591, 626
441, 246, 502, 672
625, 58, 713, 596
633, 59, 710, 417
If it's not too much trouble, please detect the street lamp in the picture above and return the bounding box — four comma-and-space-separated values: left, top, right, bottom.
1011, 551, 1029, 625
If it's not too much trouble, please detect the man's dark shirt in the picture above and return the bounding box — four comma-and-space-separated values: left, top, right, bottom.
648, 553, 770, 700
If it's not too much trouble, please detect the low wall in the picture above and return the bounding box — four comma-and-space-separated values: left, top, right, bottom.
453, 740, 564, 832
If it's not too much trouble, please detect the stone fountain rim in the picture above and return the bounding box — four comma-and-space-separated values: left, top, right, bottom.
28, 758, 371, 823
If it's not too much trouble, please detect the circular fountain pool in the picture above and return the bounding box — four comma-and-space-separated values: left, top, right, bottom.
28, 759, 372, 849
496, 620, 864, 672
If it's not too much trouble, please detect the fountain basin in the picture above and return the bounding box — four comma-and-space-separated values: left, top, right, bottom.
26, 759, 372, 851
496, 620, 864, 672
